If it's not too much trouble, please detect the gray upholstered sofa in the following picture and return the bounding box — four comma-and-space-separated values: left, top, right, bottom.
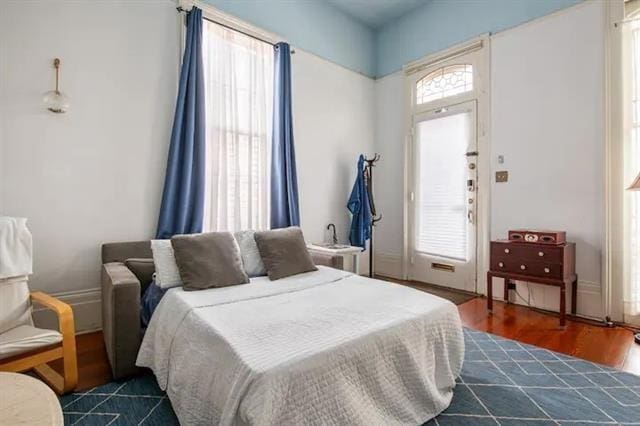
101, 240, 343, 379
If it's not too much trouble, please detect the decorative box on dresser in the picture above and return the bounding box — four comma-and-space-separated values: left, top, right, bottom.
487, 240, 577, 326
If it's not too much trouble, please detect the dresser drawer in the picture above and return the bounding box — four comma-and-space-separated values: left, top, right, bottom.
490, 257, 563, 279
491, 242, 563, 264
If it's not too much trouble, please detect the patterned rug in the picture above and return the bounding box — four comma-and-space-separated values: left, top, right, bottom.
59, 328, 640, 425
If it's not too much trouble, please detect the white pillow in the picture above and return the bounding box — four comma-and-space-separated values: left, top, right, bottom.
150, 239, 183, 289
234, 230, 266, 278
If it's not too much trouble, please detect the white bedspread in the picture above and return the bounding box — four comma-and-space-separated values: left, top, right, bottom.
137, 267, 464, 426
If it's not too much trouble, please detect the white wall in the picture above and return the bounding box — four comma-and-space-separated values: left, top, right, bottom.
0, 1, 375, 331
372, 71, 405, 277
373, 1, 606, 318
0, 0, 180, 301
293, 50, 375, 274
490, 1, 605, 318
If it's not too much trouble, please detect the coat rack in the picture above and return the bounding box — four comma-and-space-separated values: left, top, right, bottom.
363, 153, 382, 278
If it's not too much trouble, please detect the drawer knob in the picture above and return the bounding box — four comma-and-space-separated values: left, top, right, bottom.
498, 262, 504, 268
520, 264, 526, 270
544, 267, 550, 273
504, 248, 510, 254
538, 251, 544, 257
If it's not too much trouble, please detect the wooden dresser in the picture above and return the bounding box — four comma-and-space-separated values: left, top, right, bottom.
487, 240, 577, 326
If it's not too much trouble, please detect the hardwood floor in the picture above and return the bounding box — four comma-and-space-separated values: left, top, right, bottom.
50, 331, 112, 391
459, 297, 640, 376
57, 297, 640, 391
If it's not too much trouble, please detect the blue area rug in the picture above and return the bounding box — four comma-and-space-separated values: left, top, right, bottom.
59, 328, 640, 425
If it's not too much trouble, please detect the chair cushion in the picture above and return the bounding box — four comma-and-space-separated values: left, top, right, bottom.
0, 277, 33, 335
0, 217, 33, 279
0, 325, 62, 360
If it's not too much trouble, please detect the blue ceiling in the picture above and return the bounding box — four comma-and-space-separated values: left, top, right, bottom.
205, 0, 584, 78
327, 0, 429, 29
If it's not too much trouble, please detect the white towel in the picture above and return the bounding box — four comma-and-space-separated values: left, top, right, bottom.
0, 217, 33, 280
0, 276, 33, 335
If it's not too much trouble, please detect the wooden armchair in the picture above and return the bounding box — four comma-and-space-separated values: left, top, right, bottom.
0, 291, 78, 394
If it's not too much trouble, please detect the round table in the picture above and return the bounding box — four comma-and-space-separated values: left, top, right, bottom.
0, 372, 63, 425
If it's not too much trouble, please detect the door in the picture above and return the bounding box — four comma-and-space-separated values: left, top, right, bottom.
409, 101, 477, 291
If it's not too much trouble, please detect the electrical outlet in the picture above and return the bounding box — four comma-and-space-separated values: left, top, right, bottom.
495, 171, 508, 183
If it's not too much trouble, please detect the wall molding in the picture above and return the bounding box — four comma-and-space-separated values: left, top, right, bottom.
602, 0, 626, 323
374, 252, 403, 279
403, 36, 486, 76
490, 279, 603, 320
32, 288, 102, 335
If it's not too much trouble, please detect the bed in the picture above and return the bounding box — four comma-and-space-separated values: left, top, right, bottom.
136, 266, 464, 425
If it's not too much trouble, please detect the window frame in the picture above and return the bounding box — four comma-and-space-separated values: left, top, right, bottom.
415, 64, 474, 105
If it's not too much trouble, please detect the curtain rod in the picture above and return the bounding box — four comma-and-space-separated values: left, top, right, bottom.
176, 7, 295, 53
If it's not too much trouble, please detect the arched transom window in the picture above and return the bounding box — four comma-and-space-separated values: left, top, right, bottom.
416, 64, 473, 104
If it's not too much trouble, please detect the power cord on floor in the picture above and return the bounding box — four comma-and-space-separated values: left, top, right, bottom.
510, 281, 534, 307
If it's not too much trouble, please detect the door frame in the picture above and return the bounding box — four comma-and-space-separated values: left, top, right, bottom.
401, 35, 491, 294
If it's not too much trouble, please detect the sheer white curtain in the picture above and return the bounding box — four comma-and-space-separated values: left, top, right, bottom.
623, 14, 640, 323
202, 21, 273, 232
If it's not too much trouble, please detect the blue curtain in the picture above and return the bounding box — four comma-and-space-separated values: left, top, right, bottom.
156, 8, 205, 239
347, 155, 372, 248
270, 42, 300, 229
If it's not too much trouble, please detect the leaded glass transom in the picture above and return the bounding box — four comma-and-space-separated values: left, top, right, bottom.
416, 64, 473, 104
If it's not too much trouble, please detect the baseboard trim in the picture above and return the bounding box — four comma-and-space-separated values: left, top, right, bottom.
490, 279, 603, 320
32, 288, 102, 334
376, 251, 604, 319
375, 253, 403, 279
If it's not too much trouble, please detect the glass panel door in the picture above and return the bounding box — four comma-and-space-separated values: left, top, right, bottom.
416, 111, 470, 261
409, 101, 477, 291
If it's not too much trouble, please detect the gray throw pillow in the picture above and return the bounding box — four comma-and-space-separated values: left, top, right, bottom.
170, 232, 249, 291
124, 258, 155, 287
254, 227, 318, 280
234, 230, 267, 277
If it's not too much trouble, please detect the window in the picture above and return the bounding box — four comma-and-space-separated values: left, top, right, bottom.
415, 111, 471, 260
416, 64, 473, 104
202, 21, 274, 232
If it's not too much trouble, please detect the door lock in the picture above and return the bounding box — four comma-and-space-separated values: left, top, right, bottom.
467, 179, 475, 191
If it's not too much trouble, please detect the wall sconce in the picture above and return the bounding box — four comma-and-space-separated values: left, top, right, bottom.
43, 58, 70, 113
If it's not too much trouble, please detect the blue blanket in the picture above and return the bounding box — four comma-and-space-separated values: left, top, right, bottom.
141, 280, 167, 328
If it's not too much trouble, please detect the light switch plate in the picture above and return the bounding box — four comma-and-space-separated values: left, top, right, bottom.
495, 171, 508, 183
